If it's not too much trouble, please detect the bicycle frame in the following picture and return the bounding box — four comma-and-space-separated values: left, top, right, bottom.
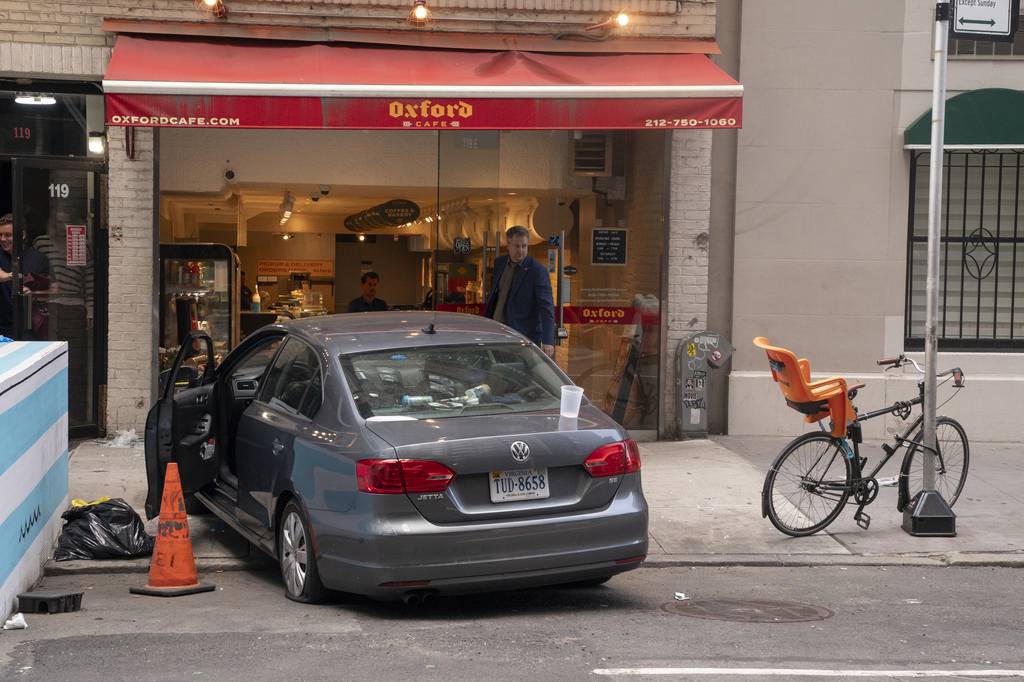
815, 385, 951, 518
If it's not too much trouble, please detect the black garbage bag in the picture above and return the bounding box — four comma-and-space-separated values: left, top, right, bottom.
53, 498, 155, 561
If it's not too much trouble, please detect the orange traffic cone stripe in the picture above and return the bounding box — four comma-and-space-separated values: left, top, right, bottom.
130, 462, 214, 597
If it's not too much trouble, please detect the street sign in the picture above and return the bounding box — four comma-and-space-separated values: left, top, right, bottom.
950, 0, 1019, 41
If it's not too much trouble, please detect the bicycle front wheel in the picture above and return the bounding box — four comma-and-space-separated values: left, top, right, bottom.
763, 432, 853, 536
899, 416, 969, 511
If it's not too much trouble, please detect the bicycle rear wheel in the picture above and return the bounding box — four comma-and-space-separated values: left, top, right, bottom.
763, 432, 853, 536
899, 416, 969, 511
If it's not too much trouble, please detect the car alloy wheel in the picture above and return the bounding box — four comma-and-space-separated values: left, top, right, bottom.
277, 500, 326, 603
281, 511, 308, 597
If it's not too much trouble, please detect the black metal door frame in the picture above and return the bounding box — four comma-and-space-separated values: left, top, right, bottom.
10, 156, 108, 438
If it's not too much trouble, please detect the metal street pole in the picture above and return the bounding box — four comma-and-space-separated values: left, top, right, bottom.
924, 2, 949, 493
905, 1, 956, 536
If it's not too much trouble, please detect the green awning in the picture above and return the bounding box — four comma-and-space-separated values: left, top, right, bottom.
904, 88, 1024, 149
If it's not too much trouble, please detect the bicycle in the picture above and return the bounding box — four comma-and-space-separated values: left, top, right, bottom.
755, 338, 969, 537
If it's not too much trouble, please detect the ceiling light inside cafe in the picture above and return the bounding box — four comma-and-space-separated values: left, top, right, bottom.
15, 92, 56, 105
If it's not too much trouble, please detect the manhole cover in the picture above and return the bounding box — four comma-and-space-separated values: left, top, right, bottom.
661, 598, 833, 623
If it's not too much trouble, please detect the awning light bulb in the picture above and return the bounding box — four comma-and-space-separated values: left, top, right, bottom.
616, 11, 630, 27
410, 0, 431, 22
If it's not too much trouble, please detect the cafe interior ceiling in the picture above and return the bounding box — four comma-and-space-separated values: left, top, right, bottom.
160, 183, 577, 247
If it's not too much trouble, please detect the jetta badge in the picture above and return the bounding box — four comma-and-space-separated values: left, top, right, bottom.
510, 441, 530, 463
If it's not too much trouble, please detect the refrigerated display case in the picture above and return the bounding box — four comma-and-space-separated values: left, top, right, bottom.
159, 243, 239, 371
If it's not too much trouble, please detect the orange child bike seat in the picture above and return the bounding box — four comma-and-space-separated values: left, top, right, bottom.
753, 336, 855, 438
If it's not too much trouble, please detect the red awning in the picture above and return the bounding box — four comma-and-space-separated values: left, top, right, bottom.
103, 35, 743, 130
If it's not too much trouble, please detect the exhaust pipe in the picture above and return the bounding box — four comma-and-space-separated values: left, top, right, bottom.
401, 590, 437, 606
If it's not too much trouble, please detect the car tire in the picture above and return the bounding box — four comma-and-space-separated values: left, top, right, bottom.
277, 500, 327, 604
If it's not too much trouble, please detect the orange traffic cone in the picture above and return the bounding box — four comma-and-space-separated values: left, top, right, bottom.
130, 463, 215, 597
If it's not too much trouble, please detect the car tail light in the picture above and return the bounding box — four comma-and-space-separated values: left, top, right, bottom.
357, 459, 455, 494
584, 440, 640, 477
400, 460, 455, 493
357, 459, 405, 494
624, 440, 641, 473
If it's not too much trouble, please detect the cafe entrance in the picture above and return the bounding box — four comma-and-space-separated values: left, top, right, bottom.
105, 31, 743, 436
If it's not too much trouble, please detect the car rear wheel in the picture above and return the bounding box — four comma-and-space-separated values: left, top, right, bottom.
278, 500, 326, 603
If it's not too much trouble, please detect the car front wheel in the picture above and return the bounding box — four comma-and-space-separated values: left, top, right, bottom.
278, 500, 327, 603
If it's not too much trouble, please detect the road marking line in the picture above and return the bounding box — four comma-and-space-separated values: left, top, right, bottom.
592, 668, 1024, 677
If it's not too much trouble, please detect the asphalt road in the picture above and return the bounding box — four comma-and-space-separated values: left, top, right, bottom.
2, 565, 1023, 681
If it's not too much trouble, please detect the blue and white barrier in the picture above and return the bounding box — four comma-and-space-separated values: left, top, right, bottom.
0, 342, 68, 620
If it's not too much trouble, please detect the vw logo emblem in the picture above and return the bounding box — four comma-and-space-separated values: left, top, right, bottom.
510, 441, 530, 463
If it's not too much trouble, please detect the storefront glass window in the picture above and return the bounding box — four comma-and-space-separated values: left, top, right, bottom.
158, 128, 667, 431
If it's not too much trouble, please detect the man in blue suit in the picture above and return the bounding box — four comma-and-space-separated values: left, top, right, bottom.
484, 225, 555, 357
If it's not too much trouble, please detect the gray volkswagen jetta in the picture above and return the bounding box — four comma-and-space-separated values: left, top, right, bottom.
145, 312, 647, 603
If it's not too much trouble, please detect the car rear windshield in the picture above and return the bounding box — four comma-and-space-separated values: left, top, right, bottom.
341, 342, 567, 419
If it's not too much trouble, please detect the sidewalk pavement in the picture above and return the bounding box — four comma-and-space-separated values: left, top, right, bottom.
45, 434, 1024, 578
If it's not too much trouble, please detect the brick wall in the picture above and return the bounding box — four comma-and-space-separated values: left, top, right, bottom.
0, 1, 715, 42
106, 126, 155, 433
662, 128, 711, 438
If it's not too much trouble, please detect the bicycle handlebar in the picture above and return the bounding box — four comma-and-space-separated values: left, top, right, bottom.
876, 354, 966, 387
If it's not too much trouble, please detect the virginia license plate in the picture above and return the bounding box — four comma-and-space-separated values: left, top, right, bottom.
489, 468, 550, 503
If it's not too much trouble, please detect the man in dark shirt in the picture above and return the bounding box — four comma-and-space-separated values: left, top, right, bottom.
346, 271, 388, 313
484, 225, 555, 357
0, 213, 52, 339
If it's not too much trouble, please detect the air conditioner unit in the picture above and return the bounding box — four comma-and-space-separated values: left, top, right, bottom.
571, 132, 612, 176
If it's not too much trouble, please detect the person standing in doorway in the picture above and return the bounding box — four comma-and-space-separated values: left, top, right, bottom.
484, 225, 555, 357
0, 213, 52, 339
347, 271, 388, 312
240, 271, 253, 311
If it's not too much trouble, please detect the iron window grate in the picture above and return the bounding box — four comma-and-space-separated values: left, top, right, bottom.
905, 150, 1024, 350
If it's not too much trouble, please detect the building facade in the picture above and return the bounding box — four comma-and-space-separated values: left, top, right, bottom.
723, 0, 1024, 441
2, 0, 735, 439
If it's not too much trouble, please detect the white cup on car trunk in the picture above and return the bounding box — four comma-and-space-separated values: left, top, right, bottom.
560, 385, 584, 419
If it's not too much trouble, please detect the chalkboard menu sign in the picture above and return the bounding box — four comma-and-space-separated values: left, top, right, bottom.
0, 94, 87, 157
592, 228, 627, 265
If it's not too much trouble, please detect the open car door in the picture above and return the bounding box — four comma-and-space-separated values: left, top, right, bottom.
143, 332, 221, 520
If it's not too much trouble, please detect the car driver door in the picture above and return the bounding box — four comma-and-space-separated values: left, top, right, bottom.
143, 331, 220, 519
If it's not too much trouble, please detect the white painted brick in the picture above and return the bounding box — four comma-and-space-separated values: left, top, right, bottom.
661, 128, 713, 438
105, 126, 156, 434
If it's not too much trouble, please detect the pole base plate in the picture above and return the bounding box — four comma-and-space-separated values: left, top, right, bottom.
902, 490, 956, 537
